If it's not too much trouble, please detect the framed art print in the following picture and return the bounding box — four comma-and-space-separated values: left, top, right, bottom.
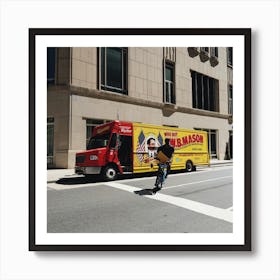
29, 28, 251, 251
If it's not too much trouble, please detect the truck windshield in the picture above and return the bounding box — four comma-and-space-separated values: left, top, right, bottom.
87, 133, 110, 150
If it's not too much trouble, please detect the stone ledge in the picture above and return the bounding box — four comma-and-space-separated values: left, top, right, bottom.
48, 85, 230, 120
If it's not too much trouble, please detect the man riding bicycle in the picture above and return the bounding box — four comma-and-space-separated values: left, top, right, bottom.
152, 138, 174, 194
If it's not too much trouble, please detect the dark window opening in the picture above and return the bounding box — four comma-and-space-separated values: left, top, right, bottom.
164, 62, 176, 104
210, 47, 218, 57
47, 117, 54, 167
228, 85, 233, 115
191, 70, 219, 112
100, 47, 128, 94
201, 47, 209, 53
227, 47, 233, 66
47, 47, 56, 84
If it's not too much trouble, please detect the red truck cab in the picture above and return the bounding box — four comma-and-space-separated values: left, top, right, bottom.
75, 121, 133, 180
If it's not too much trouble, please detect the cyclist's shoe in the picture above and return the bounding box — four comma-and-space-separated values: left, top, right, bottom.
152, 187, 160, 194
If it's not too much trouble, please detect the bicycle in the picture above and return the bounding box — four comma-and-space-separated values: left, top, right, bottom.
152, 162, 169, 194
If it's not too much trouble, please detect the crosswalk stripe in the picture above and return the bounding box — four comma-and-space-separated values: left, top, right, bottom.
164, 176, 232, 190
104, 182, 233, 223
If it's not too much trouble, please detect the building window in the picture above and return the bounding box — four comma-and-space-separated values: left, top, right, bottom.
209, 130, 218, 159
86, 119, 105, 146
164, 62, 176, 104
195, 128, 218, 159
210, 47, 218, 58
228, 85, 233, 115
229, 130, 233, 159
227, 47, 233, 66
201, 47, 209, 53
47, 117, 54, 167
47, 47, 56, 84
100, 47, 127, 94
191, 70, 219, 112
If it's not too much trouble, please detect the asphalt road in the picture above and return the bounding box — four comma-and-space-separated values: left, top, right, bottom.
47, 165, 233, 233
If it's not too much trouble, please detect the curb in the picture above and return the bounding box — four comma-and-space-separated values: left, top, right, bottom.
210, 163, 233, 166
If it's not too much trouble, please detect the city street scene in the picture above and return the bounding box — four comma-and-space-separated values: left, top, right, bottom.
47, 46, 233, 233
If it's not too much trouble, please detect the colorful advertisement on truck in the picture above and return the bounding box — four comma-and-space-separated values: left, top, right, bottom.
75, 121, 209, 180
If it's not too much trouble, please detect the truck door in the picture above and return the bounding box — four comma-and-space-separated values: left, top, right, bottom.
118, 135, 133, 171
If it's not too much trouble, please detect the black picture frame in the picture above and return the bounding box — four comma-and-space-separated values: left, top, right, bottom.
29, 28, 251, 251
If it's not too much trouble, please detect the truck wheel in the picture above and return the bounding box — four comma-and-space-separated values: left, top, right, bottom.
186, 160, 193, 172
102, 165, 118, 181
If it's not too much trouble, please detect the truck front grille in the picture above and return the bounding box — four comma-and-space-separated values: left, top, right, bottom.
76, 155, 85, 164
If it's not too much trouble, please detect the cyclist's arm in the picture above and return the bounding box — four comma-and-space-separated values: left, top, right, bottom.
150, 157, 160, 168
168, 152, 174, 164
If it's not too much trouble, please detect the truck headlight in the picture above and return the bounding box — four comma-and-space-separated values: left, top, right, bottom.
90, 155, 98, 161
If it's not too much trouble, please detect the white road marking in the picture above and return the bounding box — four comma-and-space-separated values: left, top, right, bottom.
226, 207, 233, 211
120, 165, 232, 183
164, 176, 232, 190
104, 182, 233, 223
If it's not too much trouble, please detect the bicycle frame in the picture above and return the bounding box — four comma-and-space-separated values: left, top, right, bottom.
155, 163, 168, 188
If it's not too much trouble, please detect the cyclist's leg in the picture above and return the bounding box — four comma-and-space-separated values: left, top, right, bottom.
153, 166, 162, 193
154, 171, 160, 187
158, 166, 165, 189
165, 163, 170, 178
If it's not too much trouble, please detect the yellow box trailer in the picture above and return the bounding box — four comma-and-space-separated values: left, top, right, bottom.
133, 122, 210, 173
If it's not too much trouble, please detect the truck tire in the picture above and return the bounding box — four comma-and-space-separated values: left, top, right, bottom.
102, 165, 118, 181
186, 160, 193, 172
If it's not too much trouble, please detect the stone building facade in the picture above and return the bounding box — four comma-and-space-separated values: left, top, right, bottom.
47, 47, 233, 168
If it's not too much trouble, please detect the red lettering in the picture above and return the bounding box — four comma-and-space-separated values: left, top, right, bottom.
192, 134, 197, 142
177, 138, 182, 147
166, 134, 204, 149
182, 136, 188, 145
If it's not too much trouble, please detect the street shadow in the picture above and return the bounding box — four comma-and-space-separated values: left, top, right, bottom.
55, 169, 186, 185
55, 173, 152, 185
134, 188, 155, 196
56, 176, 104, 185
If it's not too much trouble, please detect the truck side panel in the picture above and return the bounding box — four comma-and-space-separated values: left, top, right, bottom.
132, 123, 209, 173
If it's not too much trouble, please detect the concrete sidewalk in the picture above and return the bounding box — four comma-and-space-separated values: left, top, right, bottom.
47, 159, 233, 183
47, 168, 76, 183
